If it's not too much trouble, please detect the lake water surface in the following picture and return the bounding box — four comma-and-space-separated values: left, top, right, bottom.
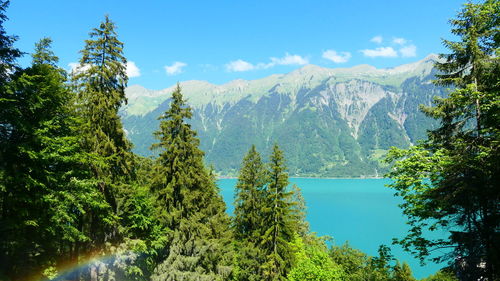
218, 178, 447, 279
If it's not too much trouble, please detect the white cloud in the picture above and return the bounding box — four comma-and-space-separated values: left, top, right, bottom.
322, 50, 352, 63
361, 47, 398, 58
370, 36, 383, 44
226, 59, 255, 72
268, 53, 308, 66
165, 61, 187, 75
363, 36, 417, 58
126, 61, 140, 78
393, 37, 407, 45
399, 44, 417, 57
68, 62, 79, 72
226, 53, 308, 72
68, 62, 90, 73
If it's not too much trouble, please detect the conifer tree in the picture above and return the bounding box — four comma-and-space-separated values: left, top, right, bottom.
0, 2, 21, 242
150, 84, 232, 281
0, 0, 22, 228
0, 38, 94, 280
73, 15, 132, 180
232, 145, 268, 281
71, 15, 135, 276
260, 144, 295, 281
234, 145, 267, 241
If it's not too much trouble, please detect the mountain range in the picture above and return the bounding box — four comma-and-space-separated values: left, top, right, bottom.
121, 54, 447, 177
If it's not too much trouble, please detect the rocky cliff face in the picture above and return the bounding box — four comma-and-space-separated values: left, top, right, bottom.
122, 54, 446, 177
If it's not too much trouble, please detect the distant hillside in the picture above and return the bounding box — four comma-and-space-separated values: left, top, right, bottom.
121, 54, 447, 177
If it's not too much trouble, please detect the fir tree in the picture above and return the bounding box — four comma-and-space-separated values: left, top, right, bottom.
260, 144, 295, 281
72, 14, 132, 180
71, 15, 136, 277
232, 145, 268, 281
0, 1, 22, 239
150, 84, 232, 281
234, 145, 267, 241
0, 38, 94, 280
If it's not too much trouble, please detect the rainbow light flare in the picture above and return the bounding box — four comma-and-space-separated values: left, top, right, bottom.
27, 252, 138, 281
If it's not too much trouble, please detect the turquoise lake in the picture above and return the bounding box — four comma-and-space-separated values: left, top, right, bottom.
218, 178, 447, 279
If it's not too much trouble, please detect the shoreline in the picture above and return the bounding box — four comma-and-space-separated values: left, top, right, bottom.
217, 176, 385, 180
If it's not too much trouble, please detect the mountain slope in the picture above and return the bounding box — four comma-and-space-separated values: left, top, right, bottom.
122, 54, 446, 177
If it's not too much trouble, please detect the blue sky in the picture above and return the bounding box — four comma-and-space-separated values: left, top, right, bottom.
6, 0, 465, 89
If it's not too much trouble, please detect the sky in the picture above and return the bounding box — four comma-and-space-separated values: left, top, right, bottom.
6, 0, 466, 90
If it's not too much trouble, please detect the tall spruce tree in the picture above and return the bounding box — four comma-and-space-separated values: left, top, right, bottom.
71, 15, 135, 275
386, 1, 499, 280
260, 144, 295, 281
0, 38, 95, 280
0, 2, 21, 247
150, 84, 232, 281
234, 145, 267, 241
0, 0, 22, 234
73, 15, 132, 180
232, 145, 268, 281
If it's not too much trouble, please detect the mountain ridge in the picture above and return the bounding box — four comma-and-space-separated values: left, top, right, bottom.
123, 54, 439, 116
122, 54, 446, 177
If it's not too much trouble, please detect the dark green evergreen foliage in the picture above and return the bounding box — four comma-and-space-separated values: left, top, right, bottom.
65, 16, 160, 280
232, 145, 309, 281
73, 15, 132, 179
117, 156, 158, 240
150, 84, 232, 281
0, 38, 94, 279
260, 144, 296, 281
70, 15, 136, 261
0, 0, 21, 194
232, 243, 266, 281
110, 156, 168, 280
32, 37, 58, 66
435, 1, 499, 89
232, 145, 268, 281
386, 1, 499, 280
233, 145, 267, 241
0, 2, 473, 280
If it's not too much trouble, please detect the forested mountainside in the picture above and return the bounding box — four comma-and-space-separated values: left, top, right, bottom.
122, 54, 447, 177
